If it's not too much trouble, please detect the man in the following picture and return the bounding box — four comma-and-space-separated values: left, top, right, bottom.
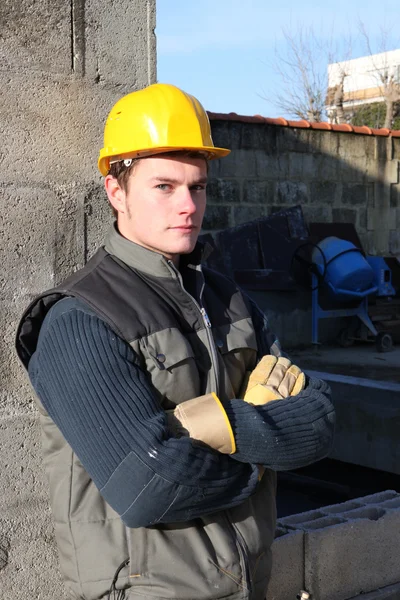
16, 83, 334, 600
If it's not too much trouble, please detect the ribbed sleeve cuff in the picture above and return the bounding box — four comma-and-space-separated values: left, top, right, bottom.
223, 377, 335, 471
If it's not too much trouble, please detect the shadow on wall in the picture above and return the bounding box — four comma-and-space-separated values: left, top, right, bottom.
201, 118, 400, 348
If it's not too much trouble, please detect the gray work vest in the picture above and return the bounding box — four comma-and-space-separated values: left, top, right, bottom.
16, 227, 277, 600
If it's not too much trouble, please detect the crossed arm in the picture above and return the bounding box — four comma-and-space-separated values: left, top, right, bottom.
28, 297, 334, 528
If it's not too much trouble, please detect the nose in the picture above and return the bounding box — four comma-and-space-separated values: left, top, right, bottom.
177, 187, 197, 215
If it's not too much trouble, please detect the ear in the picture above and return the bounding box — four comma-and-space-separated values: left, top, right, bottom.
104, 175, 127, 216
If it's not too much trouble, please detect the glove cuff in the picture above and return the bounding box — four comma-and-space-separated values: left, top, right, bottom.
170, 393, 236, 455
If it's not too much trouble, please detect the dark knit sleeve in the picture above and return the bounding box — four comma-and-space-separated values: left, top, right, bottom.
236, 293, 335, 469
28, 300, 259, 528
223, 377, 335, 470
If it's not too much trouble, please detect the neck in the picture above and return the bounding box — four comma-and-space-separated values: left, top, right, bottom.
115, 221, 182, 269
169, 255, 180, 268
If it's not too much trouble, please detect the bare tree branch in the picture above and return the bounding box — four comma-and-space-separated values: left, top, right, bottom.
263, 25, 350, 122
263, 22, 400, 127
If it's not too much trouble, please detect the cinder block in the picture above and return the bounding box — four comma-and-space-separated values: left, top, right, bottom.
316, 155, 339, 179
276, 181, 309, 205
289, 152, 319, 180
299, 515, 347, 531
85, 185, 117, 260
322, 500, 363, 515
378, 497, 400, 510
202, 205, 232, 231
302, 204, 332, 223
0, 184, 85, 408
211, 120, 243, 151
233, 206, 266, 226
0, 0, 71, 74
339, 155, 369, 181
393, 142, 400, 161
254, 151, 290, 179
315, 130, 339, 156
358, 207, 368, 230
346, 580, 400, 599
0, 415, 69, 598
0, 74, 123, 185
389, 230, 400, 255
332, 207, 358, 224
304, 507, 400, 600
207, 179, 241, 205
358, 491, 399, 505
0, 538, 9, 571
340, 507, 386, 521
274, 525, 288, 537
342, 135, 375, 161
279, 509, 326, 528
341, 183, 369, 206
218, 149, 258, 178
241, 122, 278, 152
266, 529, 304, 600
84, 0, 156, 85
309, 181, 338, 205
243, 180, 274, 204
277, 128, 314, 154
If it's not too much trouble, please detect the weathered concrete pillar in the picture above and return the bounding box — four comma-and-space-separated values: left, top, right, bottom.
367, 137, 399, 255
0, 1, 156, 596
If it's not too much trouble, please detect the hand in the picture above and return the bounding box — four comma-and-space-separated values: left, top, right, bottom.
241, 355, 306, 405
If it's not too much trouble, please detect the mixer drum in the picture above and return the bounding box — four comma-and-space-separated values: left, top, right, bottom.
312, 236, 376, 300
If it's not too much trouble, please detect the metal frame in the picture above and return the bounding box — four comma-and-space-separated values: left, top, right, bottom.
311, 273, 378, 345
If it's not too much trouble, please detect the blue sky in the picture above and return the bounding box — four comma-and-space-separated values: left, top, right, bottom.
156, 0, 400, 118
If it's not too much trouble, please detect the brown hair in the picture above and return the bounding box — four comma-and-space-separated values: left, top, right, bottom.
108, 159, 140, 218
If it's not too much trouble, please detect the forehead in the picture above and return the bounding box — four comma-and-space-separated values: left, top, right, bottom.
134, 155, 208, 179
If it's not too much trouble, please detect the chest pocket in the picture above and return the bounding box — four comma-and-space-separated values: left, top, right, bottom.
214, 317, 258, 401
140, 328, 201, 409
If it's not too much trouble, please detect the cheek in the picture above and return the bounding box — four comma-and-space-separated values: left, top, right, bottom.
126, 196, 151, 221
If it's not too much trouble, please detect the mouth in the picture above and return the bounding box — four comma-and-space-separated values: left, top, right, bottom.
170, 225, 197, 232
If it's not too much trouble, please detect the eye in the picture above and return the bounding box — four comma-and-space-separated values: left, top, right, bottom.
155, 183, 171, 191
190, 184, 207, 192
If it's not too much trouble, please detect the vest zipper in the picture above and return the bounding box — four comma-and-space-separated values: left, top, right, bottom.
166, 260, 220, 396
200, 306, 211, 328
167, 260, 252, 594
199, 307, 221, 396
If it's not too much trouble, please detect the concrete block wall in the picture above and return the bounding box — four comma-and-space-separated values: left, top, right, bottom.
208, 118, 400, 257
267, 491, 400, 600
0, 2, 156, 597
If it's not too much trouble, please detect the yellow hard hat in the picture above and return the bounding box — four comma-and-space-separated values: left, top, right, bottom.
98, 83, 230, 176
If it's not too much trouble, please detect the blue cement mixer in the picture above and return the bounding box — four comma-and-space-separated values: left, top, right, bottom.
310, 237, 393, 352
312, 237, 377, 300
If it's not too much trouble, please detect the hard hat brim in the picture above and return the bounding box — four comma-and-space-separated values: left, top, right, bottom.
98, 145, 230, 177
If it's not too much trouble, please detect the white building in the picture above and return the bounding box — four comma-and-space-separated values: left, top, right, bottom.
326, 49, 400, 121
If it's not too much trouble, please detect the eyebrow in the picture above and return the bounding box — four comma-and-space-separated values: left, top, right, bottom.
150, 176, 208, 184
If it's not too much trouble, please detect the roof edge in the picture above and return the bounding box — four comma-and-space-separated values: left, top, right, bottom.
207, 111, 400, 137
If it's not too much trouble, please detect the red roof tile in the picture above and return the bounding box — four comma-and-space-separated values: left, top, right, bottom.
207, 111, 400, 136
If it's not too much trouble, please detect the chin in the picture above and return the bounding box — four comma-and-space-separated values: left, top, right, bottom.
181, 239, 199, 254
164, 231, 199, 257
175, 237, 198, 255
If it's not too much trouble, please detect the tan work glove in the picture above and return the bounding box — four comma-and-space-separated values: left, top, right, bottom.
166, 393, 236, 454
240, 355, 306, 405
